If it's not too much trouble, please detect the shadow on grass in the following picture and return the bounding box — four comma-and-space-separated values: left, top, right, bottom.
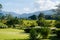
5, 39, 28, 40
49, 36, 60, 40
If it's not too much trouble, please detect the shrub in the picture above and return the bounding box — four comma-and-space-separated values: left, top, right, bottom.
35, 28, 41, 33
56, 30, 60, 38
40, 27, 51, 39
30, 28, 38, 40
24, 23, 36, 33
24, 28, 31, 33
55, 21, 60, 28
0, 23, 8, 28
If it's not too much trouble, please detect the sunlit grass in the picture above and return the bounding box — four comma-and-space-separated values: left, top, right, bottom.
0, 28, 29, 40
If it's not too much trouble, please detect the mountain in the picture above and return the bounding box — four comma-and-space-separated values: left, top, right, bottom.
0, 10, 19, 17
42, 9, 56, 15
0, 9, 56, 18
19, 9, 56, 18
0, 10, 5, 16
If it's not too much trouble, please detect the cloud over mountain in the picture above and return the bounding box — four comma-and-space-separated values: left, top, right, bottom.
0, 0, 60, 14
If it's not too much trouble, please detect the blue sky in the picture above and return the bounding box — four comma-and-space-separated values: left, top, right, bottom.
0, 0, 60, 14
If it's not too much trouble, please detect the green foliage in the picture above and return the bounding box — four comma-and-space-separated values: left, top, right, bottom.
14, 17, 20, 24
37, 13, 46, 27
19, 19, 23, 25
54, 4, 60, 20
38, 12, 44, 20
56, 30, 60, 38
30, 23, 35, 27
5, 17, 19, 28
55, 21, 60, 28
56, 16, 60, 20
37, 19, 54, 27
23, 20, 37, 27
0, 15, 6, 22
5, 14, 14, 20
54, 4, 60, 38
24, 29, 31, 33
24, 21, 37, 33
37, 18, 45, 26
44, 21, 52, 27
0, 23, 8, 28
40, 27, 51, 39
30, 28, 38, 40
1, 15, 5, 19
28, 15, 37, 20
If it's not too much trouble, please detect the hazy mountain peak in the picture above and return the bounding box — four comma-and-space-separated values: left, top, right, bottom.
0, 9, 56, 18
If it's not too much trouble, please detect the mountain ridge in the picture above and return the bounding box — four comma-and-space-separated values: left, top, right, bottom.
0, 9, 56, 18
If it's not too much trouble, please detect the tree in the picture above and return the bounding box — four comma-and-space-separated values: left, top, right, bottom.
55, 4, 60, 28
55, 4, 60, 38
55, 21, 60, 28
5, 14, 14, 20
0, 15, 5, 22
30, 28, 38, 40
36, 18, 45, 26
56, 30, 60, 38
53, 4, 60, 20
14, 17, 19, 24
40, 27, 51, 39
28, 15, 37, 20
45, 15, 53, 20
0, 4, 4, 22
37, 12, 46, 26
55, 20, 60, 38
38, 12, 44, 20
5, 17, 19, 28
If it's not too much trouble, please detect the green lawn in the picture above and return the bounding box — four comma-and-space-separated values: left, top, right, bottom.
0, 28, 29, 40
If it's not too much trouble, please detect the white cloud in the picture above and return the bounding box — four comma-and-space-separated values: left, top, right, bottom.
14, 9, 21, 14
2, 0, 60, 14
23, 7, 40, 13
23, 7, 32, 13
24, 8, 30, 12
34, 0, 60, 11
2, 8, 22, 14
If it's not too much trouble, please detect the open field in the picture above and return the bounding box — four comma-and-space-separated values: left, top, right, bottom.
0, 28, 29, 40
0, 20, 57, 40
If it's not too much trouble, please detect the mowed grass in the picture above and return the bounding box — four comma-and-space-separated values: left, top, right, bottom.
0, 28, 29, 40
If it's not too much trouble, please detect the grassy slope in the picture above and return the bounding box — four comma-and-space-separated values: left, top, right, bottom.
0, 28, 29, 40
0, 20, 56, 40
